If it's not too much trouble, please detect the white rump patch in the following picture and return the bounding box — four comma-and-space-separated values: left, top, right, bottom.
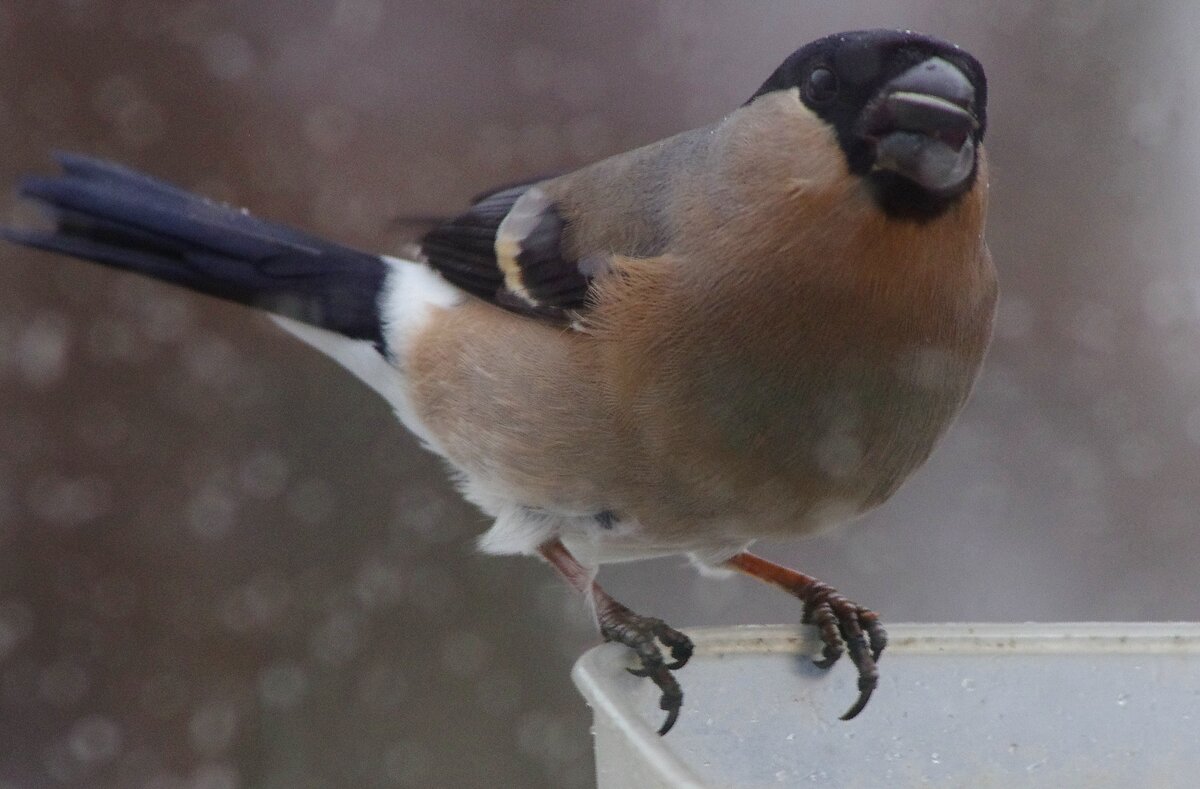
377, 255, 465, 364
270, 256, 463, 449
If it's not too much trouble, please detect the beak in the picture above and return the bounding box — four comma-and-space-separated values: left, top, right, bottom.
861, 57, 980, 195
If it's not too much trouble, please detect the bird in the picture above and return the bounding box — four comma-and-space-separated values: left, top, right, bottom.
3, 28, 994, 736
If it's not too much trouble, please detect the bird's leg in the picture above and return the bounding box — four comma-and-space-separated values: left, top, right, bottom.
538, 539, 693, 735
726, 551, 887, 720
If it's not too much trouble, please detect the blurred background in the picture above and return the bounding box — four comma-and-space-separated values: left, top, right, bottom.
1, 1, 1198, 787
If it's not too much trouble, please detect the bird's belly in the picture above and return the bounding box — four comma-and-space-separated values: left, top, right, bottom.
631, 366, 979, 543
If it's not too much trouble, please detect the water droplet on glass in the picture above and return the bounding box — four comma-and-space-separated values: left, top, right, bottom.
382, 739, 433, 784
0, 600, 34, 659
204, 32, 255, 81
238, 448, 289, 500
186, 482, 238, 540
15, 312, 69, 388
188, 699, 240, 755
286, 476, 336, 526
189, 761, 239, 789
309, 608, 366, 665
38, 661, 90, 707
67, 715, 123, 764
440, 630, 490, 678
304, 105, 357, 154
354, 557, 404, 607
27, 474, 111, 528
114, 97, 166, 149
139, 672, 190, 721
356, 662, 408, 714
258, 663, 309, 711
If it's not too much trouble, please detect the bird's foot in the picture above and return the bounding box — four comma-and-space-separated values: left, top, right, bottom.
538, 538, 693, 735
726, 551, 887, 720
597, 598, 694, 735
796, 580, 887, 719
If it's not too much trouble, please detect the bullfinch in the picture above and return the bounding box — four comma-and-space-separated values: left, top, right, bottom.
3, 29, 994, 735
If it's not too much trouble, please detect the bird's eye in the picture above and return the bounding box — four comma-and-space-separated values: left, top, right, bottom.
804, 67, 838, 105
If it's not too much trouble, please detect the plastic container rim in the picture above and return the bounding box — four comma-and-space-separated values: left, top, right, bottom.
571, 622, 1200, 789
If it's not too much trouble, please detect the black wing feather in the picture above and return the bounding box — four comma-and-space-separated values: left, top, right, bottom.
420, 182, 594, 322
420, 187, 518, 302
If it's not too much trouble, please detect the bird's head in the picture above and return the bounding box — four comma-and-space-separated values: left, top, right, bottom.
748, 29, 987, 221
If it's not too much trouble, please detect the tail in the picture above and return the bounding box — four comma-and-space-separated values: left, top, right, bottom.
3, 152, 390, 350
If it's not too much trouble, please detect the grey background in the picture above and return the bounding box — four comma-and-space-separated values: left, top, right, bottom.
2, 1, 1198, 787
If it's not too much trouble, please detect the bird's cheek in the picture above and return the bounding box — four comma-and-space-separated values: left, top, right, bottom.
723, 92, 849, 189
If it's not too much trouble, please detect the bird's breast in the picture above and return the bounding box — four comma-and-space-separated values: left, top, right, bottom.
597, 174, 996, 540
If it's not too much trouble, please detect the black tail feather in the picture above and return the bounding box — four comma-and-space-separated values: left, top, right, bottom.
3, 152, 389, 347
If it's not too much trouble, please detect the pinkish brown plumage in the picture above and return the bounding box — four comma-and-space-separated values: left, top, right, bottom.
4, 29, 993, 734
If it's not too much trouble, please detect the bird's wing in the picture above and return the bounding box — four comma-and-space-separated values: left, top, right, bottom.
421, 125, 724, 323
420, 183, 596, 324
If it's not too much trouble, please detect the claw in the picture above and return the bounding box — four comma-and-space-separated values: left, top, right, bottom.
599, 610, 691, 735
620, 663, 684, 732
649, 666, 685, 735
821, 597, 882, 721
839, 673, 878, 720
839, 684, 874, 720
623, 624, 693, 674
798, 582, 884, 720
538, 541, 691, 736
624, 663, 684, 734
657, 698, 682, 735
812, 627, 843, 669
662, 631, 694, 671
723, 552, 889, 723
805, 599, 846, 669
813, 644, 842, 670
862, 612, 888, 662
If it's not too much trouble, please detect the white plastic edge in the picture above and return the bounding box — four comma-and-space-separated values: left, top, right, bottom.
572, 642, 709, 789
571, 622, 1200, 788
674, 622, 1200, 657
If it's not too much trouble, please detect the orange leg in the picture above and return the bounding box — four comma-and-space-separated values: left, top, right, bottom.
727, 551, 887, 720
